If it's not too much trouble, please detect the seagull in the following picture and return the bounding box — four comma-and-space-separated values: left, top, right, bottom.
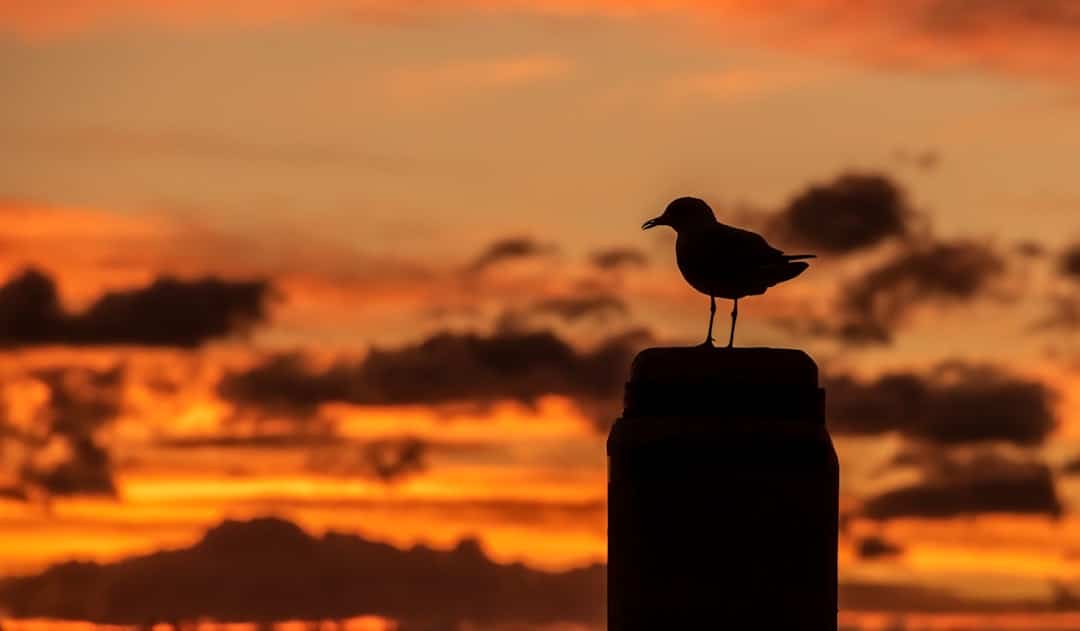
642, 197, 815, 348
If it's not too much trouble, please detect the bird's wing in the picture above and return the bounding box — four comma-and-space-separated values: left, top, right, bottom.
712, 223, 784, 261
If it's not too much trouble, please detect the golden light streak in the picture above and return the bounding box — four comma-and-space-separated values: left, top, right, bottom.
904, 545, 1079, 580
331, 396, 600, 444
117, 462, 605, 504
838, 612, 1080, 631
0, 619, 398, 631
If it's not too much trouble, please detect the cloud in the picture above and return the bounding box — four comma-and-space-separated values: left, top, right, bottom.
1, 365, 125, 499
0, 268, 272, 347
157, 433, 430, 483
1016, 240, 1047, 258
4, 2, 1080, 82
492, 292, 631, 331
155, 433, 346, 449
1062, 456, 1080, 475
826, 361, 1056, 446
763, 172, 1011, 345
0, 515, 1062, 624
893, 148, 942, 172
0, 268, 66, 345
528, 294, 630, 323
771, 172, 913, 254
589, 247, 649, 271
0, 516, 604, 628
0, 201, 450, 338
838, 578, 1028, 613
862, 450, 1063, 520
219, 327, 650, 426
20, 434, 115, 497
855, 535, 903, 560
218, 353, 345, 418
466, 237, 558, 273
1050, 582, 1080, 611
305, 437, 427, 482
0, 486, 28, 502
707, 0, 1080, 82
1032, 294, 1080, 331
1061, 243, 1080, 280
831, 240, 1005, 344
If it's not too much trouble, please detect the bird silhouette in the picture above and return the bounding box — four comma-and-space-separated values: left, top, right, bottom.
642, 197, 815, 348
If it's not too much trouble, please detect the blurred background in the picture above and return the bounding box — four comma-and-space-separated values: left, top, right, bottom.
2, 2, 1080, 630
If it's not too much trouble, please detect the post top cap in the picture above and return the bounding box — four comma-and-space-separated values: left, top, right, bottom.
629, 346, 818, 387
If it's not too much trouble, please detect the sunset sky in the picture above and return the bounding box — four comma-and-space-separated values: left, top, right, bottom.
3, 2, 1080, 629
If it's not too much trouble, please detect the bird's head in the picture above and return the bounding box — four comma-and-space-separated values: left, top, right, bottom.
642, 197, 716, 233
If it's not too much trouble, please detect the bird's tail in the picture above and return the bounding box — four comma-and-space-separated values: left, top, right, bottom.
784, 254, 816, 261
769, 261, 809, 284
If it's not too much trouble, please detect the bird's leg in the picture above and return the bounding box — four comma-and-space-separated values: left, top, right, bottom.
726, 298, 738, 348
703, 295, 716, 346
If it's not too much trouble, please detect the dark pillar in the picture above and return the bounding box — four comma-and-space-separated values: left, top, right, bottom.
607, 346, 838, 630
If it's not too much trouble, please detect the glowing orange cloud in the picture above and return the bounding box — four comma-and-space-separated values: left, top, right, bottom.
0, 201, 662, 341
2, 2, 1078, 81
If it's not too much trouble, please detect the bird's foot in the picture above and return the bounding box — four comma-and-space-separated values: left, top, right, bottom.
699, 337, 715, 348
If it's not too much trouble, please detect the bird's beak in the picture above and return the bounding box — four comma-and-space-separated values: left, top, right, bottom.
641, 216, 663, 230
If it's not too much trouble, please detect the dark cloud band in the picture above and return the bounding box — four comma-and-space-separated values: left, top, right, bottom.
0, 268, 271, 348
863, 451, 1062, 520
826, 362, 1056, 446
219, 327, 651, 427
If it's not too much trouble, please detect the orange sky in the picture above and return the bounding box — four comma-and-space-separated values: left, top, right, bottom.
3, 2, 1080, 629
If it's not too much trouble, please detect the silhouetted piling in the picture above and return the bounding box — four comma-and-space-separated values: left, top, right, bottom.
607, 346, 838, 630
